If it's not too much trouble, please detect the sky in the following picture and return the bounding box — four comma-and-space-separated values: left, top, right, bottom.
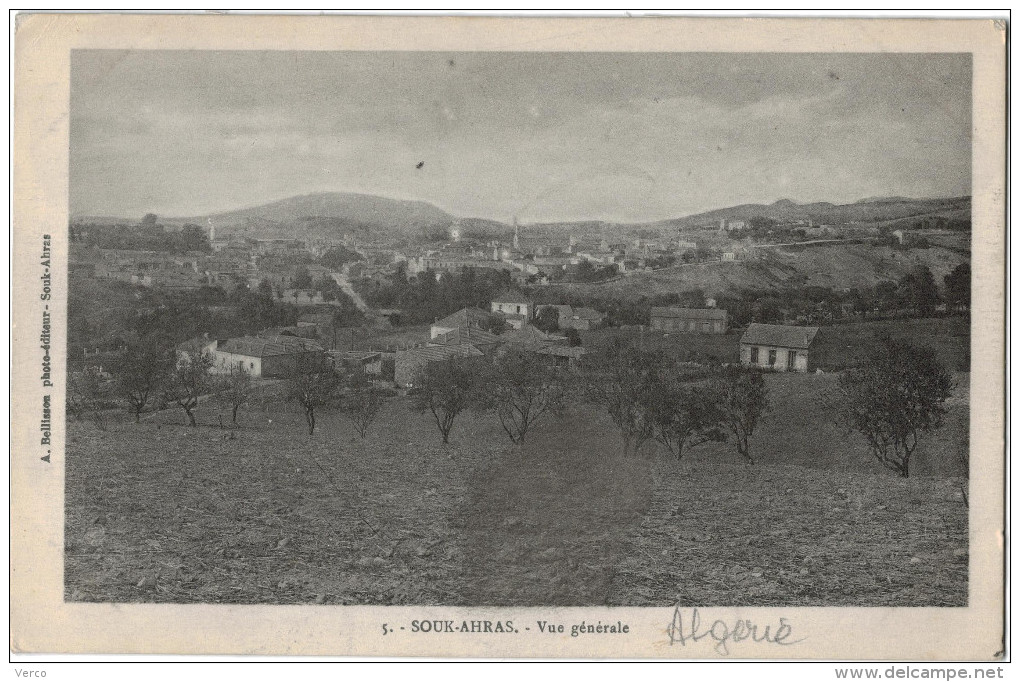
70, 51, 972, 223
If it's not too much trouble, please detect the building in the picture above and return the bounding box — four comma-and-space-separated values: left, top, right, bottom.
213, 335, 324, 378
535, 304, 605, 331
499, 325, 568, 351
332, 350, 383, 376
280, 289, 328, 306
650, 307, 728, 334
429, 326, 503, 353
739, 323, 818, 372
394, 343, 483, 387
430, 307, 493, 339
491, 290, 535, 329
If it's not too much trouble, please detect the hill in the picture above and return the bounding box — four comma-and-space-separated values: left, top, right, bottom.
655, 196, 971, 230
177, 192, 457, 240
548, 242, 969, 300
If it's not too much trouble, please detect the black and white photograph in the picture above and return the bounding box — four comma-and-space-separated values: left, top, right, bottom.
11, 14, 1006, 661
63, 47, 974, 607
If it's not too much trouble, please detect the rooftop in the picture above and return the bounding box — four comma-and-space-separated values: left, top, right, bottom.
396, 343, 484, 363
492, 289, 534, 305
218, 335, 323, 358
433, 307, 492, 329
650, 307, 728, 321
740, 323, 819, 350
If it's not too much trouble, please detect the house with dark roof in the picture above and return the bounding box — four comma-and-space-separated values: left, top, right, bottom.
499, 325, 567, 350
430, 307, 493, 339
739, 323, 819, 372
394, 343, 484, 387
491, 290, 535, 329
214, 335, 325, 378
536, 304, 606, 331
429, 326, 503, 353
650, 307, 729, 334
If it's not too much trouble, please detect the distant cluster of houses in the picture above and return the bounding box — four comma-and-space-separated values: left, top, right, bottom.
174, 290, 597, 389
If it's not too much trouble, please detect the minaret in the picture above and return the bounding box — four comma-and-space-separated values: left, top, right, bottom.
513, 216, 520, 250
208, 220, 215, 242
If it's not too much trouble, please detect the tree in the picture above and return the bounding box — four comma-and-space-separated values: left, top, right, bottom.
650, 373, 726, 460
293, 266, 313, 289
716, 368, 770, 464
477, 347, 567, 444
346, 374, 383, 439
410, 357, 480, 444
181, 223, 210, 252
219, 364, 253, 426
67, 365, 108, 430
943, 263, 971, 312
286, 353, 342, 435
575, 259, 598, 282
835, 336, 953, 477
164, 350, 216, 427
320, 246, 363, 271
481, 314, 510, 335
563, 328, 582, 347
533, 306, 561, 333
898, 265, 940, 317
583, 339, 661, 456
112, 340, 174, 423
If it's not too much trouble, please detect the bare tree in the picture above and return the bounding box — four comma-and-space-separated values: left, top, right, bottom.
164, 350, 216, 427
219, 364, 253, 426
716, 367, 770, 464
112, 339, 174, 423
836, 336, 953, 477
410, 357, 481, 444
345, 373, 383, 439
287, 353, 341, 435
477, 346, 566, 444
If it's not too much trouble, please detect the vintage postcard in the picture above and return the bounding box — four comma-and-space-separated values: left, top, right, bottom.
11, 14, 1005, 659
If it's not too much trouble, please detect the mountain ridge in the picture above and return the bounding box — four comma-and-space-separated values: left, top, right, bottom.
74, 191, 971, 238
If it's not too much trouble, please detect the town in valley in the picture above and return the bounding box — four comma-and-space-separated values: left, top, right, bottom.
64, 50, 972, 608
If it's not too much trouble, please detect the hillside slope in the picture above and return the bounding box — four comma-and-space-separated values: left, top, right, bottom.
552, 243, 969, 299
183, 192, 455, 239
655, 196, 971, 230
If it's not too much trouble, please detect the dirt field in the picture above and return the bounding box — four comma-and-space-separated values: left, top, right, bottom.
65, 369, 969, 606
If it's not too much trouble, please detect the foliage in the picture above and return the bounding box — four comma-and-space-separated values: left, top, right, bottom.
111, 339, 175, 423
164, 349, 217, 427
898, 265, 940, 317
292, 266, 313, 289
70, 219, 211, 253
649, 372, 727, 460
532, 306, 561, 333
355, 266, 513, 326
943, 263, 971, 312
835, 336, 953, 477
582, 339, 662, 456
481, 314, 511, 335
716, 367, 770, 464
345, 374, 384, 439
319, 245, 364, 271
218, 364, 253, 426
409, 357, 481, 444
475, 347, 567, 444
286, 353, 342, 435
67, 365, 109, 430
564, 328, 582, 347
